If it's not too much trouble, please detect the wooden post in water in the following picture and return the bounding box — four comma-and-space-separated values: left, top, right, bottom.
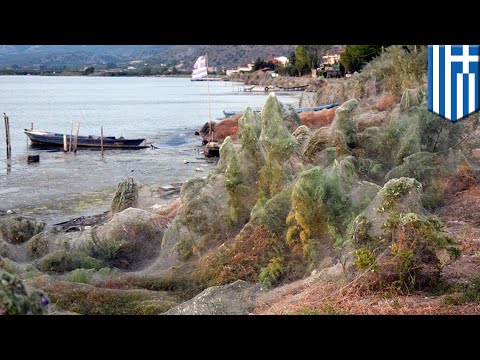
4, 113, 11, 161
69, 121, 73, 152
30, 122, 33, 130
74, 123, 80, 153
100, 125, 104, 156
63, 134, 68, 152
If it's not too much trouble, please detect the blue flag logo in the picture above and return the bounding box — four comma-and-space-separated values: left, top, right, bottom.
428, 45, 480, 122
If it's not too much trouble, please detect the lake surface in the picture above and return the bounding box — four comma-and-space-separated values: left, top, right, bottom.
0, 76, 299, 224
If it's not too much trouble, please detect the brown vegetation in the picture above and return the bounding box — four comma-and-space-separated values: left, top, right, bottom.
201, 115, 240, 143
299, 108, 336, 128
373, 94, 398, 111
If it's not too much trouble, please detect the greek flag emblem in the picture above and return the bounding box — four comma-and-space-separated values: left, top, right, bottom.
428, 45, 480, 122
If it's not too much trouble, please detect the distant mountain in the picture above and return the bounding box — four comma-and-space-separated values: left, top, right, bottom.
147, 45, 295, 69
0, 45, 172, 69
0, 45, 294, 70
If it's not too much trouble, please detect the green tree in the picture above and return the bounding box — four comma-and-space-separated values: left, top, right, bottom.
288, 51, 296, 67
294, 45, 311, 76
140, 66, 152, 75
340, 45, 383, 73
304, 45, 333, 69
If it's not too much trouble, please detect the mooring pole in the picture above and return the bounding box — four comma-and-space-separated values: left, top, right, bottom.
69, 121, 73, 152
63, 134, 68, 152
74, 123, 80, 153
100, 125, 104, 156
4, 113, 11, 160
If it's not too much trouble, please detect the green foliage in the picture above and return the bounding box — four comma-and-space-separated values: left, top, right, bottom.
35, 250, 103, 273
221, 137, 252, 227
294, 45, 311, 75
111, 177, 138, 213
421, 179, 447, 211
382, 212, 457, 292
445, 276, 480, 305
305, 45, 333, 69
89, 228, 124, 263
140, 66, 151, 75
88, 221, 161, 270
175, 236, 195, 260
0, 240, 7, 258
259, 159, 285, 198
287, 167, 350, 262
351, 215, 375, 246
376, 177, 422, 213
340, 45, 383, 73
389, 242, 416, 292
250, 186, 293, 235
344, 46, 427, 97
26, 232, 50, 260
42, 281, 179, 315
353, 248, 376, 272
0, 256, 22, 276
259, 257, 287, 288
259, 93, 298, 164
126, 272, 204, 301
0, 270, 48, 315
237, 108, 265, 179
67, 268, 95, 284
0, 217, 45, 244
332, 99, 359, 150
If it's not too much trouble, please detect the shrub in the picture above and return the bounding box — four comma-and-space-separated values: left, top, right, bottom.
0, 240, 7, 258
67, 268, 95, 284
111, 177, 138, 213
259, 257, 287, 288
0, 270, 48, 315
0, 217, 45, 244
353, 248, 376, 272
286, 167, 350, 262
35, 250, 103, 273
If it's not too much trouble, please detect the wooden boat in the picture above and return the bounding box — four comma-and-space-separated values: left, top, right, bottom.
23, 129, 147, 149
222, 103, 339, 118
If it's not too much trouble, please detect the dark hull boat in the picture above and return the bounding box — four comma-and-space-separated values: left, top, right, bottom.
23, 129, 147, 149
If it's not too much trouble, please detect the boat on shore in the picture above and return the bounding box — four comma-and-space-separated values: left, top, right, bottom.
222, 103, 339, 118
23, 129, 147, 149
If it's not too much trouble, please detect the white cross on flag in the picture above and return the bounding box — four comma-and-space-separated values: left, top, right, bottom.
192, 55, 208, 80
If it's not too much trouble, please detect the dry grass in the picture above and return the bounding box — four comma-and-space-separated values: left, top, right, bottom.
374, 94, 398, 111
254, 275, 480, 315
299, 108, 336, 128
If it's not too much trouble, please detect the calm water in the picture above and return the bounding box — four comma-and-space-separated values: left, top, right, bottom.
0, 76, 299, 223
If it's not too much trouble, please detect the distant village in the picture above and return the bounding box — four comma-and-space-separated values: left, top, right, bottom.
0, 46, 347, 78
